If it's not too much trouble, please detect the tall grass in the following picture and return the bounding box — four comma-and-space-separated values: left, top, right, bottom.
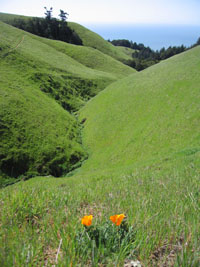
0, 155, 199, 265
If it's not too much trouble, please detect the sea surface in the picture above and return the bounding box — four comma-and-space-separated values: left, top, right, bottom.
83, 23, 200, 50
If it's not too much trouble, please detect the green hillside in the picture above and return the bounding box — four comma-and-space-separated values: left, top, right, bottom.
68, 22, 133, 63
0, 22, 88, 185
79, 46, 200, 172
0, 13, 135, 79
0, 20, 135, 185
116, 45, 135, 59
0, 13, 133, 64
0, 12, 31, 24
34, 38, 135, 79
0, 12, 199, 266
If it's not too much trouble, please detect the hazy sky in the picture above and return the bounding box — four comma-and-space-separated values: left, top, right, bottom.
1, 0, 200, 25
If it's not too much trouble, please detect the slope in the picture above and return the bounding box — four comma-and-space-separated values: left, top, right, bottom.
0, 21, 134, 185
79, 46, 200, 173
32, 37, 135, 79
0, 13, 135, 79
116, 45, 136, 59
0, 56, 86, 185
68, 22, 133, 63
0, 33, 199, 266
0, 13, 134, 65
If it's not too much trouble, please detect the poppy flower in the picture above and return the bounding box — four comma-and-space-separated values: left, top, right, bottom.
81, 215, 93, 226
110, 214, 125, 226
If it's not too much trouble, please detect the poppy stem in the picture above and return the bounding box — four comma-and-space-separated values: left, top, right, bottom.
86, 230, 91, 241
92, 239, 95, 266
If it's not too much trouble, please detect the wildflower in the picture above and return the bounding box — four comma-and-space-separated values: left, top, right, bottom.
110, 214, 125, 226
81, 215, 93, 226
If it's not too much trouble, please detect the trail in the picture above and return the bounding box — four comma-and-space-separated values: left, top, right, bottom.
1, 35, 25, 58
15, 35, 24, 49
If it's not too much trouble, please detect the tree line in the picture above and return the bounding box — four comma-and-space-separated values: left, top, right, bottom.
110, 38, 199, 71
11, 7, 82, 45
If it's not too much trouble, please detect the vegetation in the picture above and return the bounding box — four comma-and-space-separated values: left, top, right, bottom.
0, 20, 135, 185
35, 38, 135, 79
79, 46, 200, 173
111, 39, 187, 70
68, 22, 133, 63
0, 154, 199, 265
76, 46, 200, 265
0, 25, 88, 185
0, 12, 133, 65
5, 8, 82, 45
111, 39, 146, 50
0, 11, 199, 266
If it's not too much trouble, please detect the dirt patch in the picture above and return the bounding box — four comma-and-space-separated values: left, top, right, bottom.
43, 244, 63, 267
149, 236, 185, 266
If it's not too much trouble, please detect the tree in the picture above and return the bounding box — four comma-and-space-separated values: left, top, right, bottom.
59, 10, 69, 22
44, 7, 53, 20
196, 37, 200, 46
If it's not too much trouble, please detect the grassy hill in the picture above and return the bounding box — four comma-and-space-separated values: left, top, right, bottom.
0, 13, 135, 79
0, 13, 199, 266
67, 22, 133, 63
0, 13, 133, 64
34, 38, 135, 79
73, 46, 199, 265
0, 21, 88, 185
116, 45, 135, 59
0, 20, 135, 185
0, 12, 31, 23
79, 46, 200, 173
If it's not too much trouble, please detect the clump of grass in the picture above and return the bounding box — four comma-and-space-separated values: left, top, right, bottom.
75, 214, 135, 264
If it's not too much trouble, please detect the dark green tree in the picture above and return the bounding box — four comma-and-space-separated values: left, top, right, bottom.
44, 7, 53, 20
59, 10, 69, 21
196, 37, 200, 45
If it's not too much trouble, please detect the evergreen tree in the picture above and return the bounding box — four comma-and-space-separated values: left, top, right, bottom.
59, 10, 69, 22
44, 7, 53, 20
196, 37, 200, 45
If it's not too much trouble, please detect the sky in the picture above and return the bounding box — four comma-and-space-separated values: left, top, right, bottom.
1, 0, 200, 26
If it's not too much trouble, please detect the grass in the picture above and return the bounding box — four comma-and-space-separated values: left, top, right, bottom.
0, 12, 32, 24
68, 22, 133, 63
115, 46, 136, 59
0, 13, 199, 266
0, 20, 134, 184
38, 38, 135, 79
0, 155, 199, 266
79, 46, 200, 173
0, 13, 134, 65
0, 51, 86, 183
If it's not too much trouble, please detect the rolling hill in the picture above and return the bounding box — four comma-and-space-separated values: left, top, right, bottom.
79, 46, 200, 173
68, 22, 133, 63
0, 12, 133, 64
0, 20, 135, 185
34, 37, 134, 79
0, 12, 199, 266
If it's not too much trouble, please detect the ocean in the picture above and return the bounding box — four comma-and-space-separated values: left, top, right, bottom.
83, 23, 200, 51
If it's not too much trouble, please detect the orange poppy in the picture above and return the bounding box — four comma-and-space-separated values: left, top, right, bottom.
81, 215, 93, 226
110, 214, 125, 226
